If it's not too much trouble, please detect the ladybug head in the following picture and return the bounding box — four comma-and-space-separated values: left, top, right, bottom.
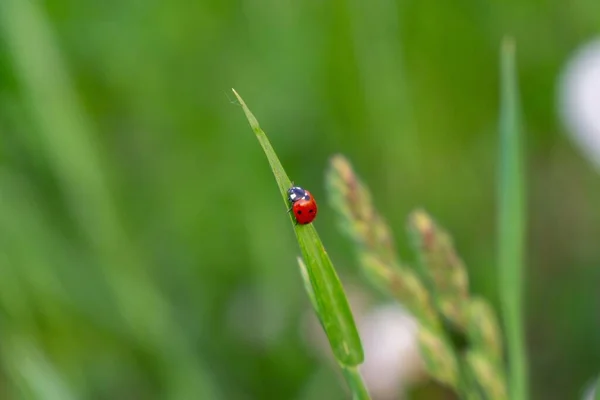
287, 186, 308, 203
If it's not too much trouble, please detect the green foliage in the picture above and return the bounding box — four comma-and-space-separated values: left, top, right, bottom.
233, 90, 369, 398
0, 0, 598, 398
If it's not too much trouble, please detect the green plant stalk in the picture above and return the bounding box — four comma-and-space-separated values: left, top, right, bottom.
498, 38, 528, 400
341, 365, 370, 400
233, 89, 364, 368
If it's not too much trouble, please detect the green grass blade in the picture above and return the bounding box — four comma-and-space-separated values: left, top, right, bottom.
497, 38, 528, 400
298, 258, 371, 400
233, 89, 364, 367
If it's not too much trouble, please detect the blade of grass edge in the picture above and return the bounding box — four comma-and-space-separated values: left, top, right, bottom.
297, 257, 321, 324
232, 89, 364, 367
498, 38, 528, 400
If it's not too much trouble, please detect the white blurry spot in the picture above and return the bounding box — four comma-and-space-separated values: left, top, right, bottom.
559, 39, 600, 170
582, 377, 599, 400
357, 304, 422, 400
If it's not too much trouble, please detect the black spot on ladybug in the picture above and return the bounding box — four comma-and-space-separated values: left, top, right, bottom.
296, 210, 302, 215
309, 209, 314, 213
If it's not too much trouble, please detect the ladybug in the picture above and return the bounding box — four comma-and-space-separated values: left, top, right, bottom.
287, 185, 318, 225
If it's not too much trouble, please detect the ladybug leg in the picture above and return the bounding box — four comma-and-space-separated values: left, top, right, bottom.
287, 206, 293, 213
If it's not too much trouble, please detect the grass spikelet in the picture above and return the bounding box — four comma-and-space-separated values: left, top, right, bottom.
408, 209, 470, 329
326, 154, 464, 392
467, 298, 504, 364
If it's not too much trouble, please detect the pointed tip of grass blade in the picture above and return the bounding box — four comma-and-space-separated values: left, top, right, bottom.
232, 89, 292, 196
232, 88, 262, 133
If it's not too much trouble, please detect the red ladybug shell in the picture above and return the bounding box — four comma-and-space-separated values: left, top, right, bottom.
292, 190, 318, 225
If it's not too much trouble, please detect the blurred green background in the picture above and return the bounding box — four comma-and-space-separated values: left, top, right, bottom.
0, 0, 599, 399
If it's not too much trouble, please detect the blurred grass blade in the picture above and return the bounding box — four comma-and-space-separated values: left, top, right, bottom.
498, 38, 528, 400
0, 0, 119, 251
233, 89, 364, 367
0, 2, 220, 397
2, 336, 77, 400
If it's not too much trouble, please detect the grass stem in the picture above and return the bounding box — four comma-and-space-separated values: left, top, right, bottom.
498, 37, 528, 400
